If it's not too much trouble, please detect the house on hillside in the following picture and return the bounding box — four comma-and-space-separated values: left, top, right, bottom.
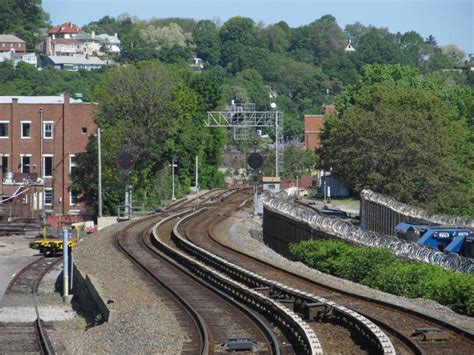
76, 32, 121, 57
43, 55, 105, 71
0, 51, 38, 67
0, 34, 26, 53
38, 22, 84, 56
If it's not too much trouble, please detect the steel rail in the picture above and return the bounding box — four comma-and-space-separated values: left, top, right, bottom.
151, 211, 279, 355
113, 213, 209, 355
165, 208, 324, 354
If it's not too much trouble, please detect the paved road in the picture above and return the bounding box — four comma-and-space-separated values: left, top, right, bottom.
0, 234, 38, 303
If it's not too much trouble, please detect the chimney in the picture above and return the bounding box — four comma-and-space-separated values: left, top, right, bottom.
12, 98, 18, 105
46, 36, 52, 55
63, 92, 70, 104
324, 105, 336, 116
92, 31, 95, 39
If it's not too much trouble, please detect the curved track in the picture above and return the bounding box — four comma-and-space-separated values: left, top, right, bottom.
1, 256, 59, 354
180, 190, 474, 355
114, 212, 278, 354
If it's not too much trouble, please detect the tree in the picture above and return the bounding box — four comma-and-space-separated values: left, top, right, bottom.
353, 29, 401, 69
140, 23, 194, 51
441, 44, 466, 65
220, 17, 259, 47
73, 62, 225, 213
397, 31, 427, 68
264, 22, 291, 53
296, 15, 346, 66
319, 65, 474, 216
344, 22, 371, 48
194, 20, 221, 65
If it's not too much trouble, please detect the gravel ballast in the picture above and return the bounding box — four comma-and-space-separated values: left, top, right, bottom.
47, 219, 185, 354
213, 208, 474, 333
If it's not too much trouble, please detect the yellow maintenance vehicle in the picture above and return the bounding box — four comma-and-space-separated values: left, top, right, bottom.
30, 226, 80, 256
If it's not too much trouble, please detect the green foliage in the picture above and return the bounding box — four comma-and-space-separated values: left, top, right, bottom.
323, 64, 474, 216
290, 240, 474, 315
352, 29, 401, 69
73, 61, 225, 214
219, 17, 260, 47
194, 20, 221, 66
0, 61, 104, 100
278, 146, 316, 179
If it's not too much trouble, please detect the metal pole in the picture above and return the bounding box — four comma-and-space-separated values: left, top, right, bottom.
39, 108, 43, 179
195, 155, 199, 189
62, 228, 69, 299
171, 158, 176, 201
70, 245, 73, 291
296, 174, 299, 199
323, 180, 327, 205
275, 112, 279, 178
97, 128, 102, 218
253, 180, 258, 215
128, 182, 132, 220
195, 155, 200, 208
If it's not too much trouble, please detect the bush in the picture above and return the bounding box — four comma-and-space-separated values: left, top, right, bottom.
289, 239, 474, 316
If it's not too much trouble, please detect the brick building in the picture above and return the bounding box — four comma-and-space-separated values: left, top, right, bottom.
304, 105, 335, 151
0, 34, 26, 53
0, 94, 97, 221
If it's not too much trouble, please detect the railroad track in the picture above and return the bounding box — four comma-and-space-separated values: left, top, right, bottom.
153, 212, 321, 354
179, 191, 474, 354
0, 256, 59, 354
114, 212, 282, 354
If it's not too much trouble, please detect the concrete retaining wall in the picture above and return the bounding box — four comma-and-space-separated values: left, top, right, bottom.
72, 263, 116, 323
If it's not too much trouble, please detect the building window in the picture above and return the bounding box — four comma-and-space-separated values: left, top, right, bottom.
21, 121, 31, 138
69, 155, 76, 175
43, 122, 53, 139
0, 122, 9, 138
81, 127, 87, 134
21, 155, 31, 173
43, 155, 53, 177
44, 188, 53, 205
1, 155, 8, 174
1, 44, 5, 48
70, 189, 79, 206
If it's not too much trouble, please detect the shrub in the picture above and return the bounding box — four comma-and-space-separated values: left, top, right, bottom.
289, 239, 474, 316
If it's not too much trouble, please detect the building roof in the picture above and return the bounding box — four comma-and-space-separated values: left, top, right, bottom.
48, 22, 82, 35
96, 33, 120, 44
0, 34, 26, 43
47, 55, 105, 65
75, 32, 95, 41
0, 96, 86, 104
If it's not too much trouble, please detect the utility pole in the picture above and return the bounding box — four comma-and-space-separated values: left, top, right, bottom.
97, 128, 102, 218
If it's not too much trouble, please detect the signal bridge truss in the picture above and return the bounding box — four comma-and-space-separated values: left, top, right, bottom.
207, 103, 284, 177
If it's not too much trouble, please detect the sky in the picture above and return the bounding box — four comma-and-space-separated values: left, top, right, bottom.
43, 0, 473, 54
